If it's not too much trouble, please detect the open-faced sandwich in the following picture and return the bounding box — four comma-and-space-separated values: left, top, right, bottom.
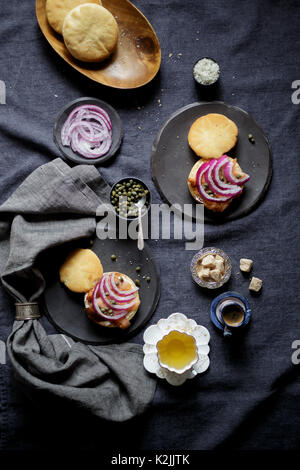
187, 154, 250, 212
84, 272, 140, 330
59, 248, 140, 330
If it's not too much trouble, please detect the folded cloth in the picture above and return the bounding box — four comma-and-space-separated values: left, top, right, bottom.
0, 158, 156, 421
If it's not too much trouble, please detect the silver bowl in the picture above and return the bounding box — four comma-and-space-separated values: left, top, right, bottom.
190, 247, 232, 289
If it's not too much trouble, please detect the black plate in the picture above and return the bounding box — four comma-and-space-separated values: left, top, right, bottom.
53, 97, 123, 165
151, 101, 272, 222
43, 238, 160, 345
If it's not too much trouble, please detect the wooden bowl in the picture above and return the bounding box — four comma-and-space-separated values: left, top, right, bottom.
36, 0, 161, 89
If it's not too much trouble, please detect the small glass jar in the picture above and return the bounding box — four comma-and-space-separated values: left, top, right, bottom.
193, 57, 220, 87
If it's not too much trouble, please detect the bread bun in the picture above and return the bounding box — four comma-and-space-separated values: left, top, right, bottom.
188, 113, 238, 159
59, 248, 103, 293
46, 0, 102, 35
62, 4, 118, 62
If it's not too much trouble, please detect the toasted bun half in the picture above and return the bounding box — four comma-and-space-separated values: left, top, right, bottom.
84, 272, 140, 329
59, 248, 103, 293
187, 157, 244, 212
188, 113, 238, 159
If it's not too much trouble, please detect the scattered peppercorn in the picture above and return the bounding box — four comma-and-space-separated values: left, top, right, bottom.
135, 279, 141, 287
111, 254, 117, 261
248, 133, 255, 144
146, 276, 151, 283
136, 266, 141, 272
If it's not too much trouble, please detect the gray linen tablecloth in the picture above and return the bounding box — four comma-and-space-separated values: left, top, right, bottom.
0, 0, 300, 453
0, 158, 156, 423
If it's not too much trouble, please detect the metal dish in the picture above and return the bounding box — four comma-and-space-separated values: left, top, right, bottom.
190, 247, 232, 289
109, 177, 151, 221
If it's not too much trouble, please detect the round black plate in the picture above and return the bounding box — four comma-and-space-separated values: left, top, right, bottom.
151, 102, 272, 222
43, 238, 160, 345
53, 97, 123, 165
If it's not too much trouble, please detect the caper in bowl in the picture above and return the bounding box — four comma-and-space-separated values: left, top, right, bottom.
110, 177, 151, 220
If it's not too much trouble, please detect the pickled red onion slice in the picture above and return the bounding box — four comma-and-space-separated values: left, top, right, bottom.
205, 159, 243, 197
223, 160, 250, 185
91, 283, 128, 321
196, 161, 232, 202
61, 104, 112, 159
110, 272, 139, 296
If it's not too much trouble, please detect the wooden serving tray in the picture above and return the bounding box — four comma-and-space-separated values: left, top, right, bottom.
36, 0, 161, 89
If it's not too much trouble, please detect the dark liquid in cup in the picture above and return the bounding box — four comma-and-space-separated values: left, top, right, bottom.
222, 304, 245, 327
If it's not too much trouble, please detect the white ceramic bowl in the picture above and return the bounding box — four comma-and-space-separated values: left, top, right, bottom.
143, 313, 210, 386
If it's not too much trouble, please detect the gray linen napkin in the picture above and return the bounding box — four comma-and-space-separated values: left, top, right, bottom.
0, 158, 156, 421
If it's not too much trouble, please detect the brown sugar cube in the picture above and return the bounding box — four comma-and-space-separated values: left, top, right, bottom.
249, 276, 262, 292
240, 258, 253, 272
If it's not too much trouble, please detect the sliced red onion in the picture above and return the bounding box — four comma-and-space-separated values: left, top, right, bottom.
211, 155, 236, 190
196, 162, 232, 203
91, 284, 106, 315
83, 105, 112, 130
205, 159, 243, 197
110, 272, 139, 296
106, 273, 136, 303
96, 274, 137, 313
91, 284, 128, 321
103, 277, 137, 311
61, 104, 112, 159
71, 132, 111, 159
223, 160, 250, 185
98, 276, 113, 308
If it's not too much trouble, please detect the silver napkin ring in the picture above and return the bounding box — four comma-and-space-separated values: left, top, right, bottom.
15, 302, 41, 321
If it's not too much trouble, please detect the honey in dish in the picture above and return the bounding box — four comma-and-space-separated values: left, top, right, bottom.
157, 330, 198, 371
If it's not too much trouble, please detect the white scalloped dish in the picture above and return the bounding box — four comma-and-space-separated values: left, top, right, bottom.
143, 313, 210, 386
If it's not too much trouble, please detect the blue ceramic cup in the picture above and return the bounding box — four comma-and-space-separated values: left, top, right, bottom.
219, 299, 246, 337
